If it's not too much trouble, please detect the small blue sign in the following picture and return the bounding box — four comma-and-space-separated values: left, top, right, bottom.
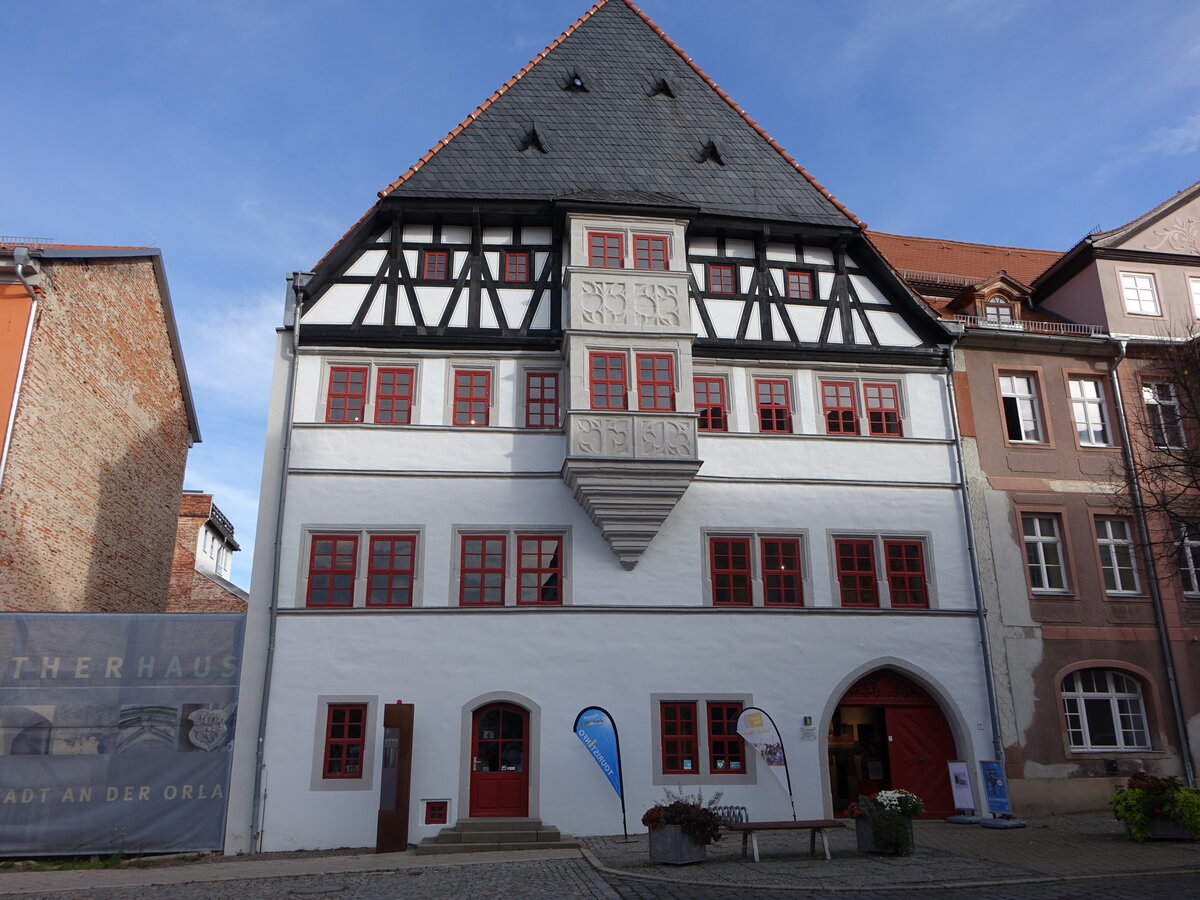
979, 760, 1012, 815
573, 707, 622, 799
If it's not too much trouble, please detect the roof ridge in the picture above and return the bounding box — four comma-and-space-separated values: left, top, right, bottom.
868, 230, 1060, 255
1090, 178, 1200, 239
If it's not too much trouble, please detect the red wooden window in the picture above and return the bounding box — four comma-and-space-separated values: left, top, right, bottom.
590, 352, 627, 409
367, 535, 416, 606
708, 263, 735, 294
422, 250, 449, 280
375, 367, 415, 425
326, 367, 368, 423
637, 354, 675, 411
460, 535, 506, 606
884, 540, 928, 608
660, 702, 698, 774
323, 704, 367, 779
633, 235, 668, 270
762, 538, 803, 606
710, 537, 752, 606
786, 269, 814, 300
755, 379, 792, 433
822, 381, 859, 434
452, 370, 490, 426
307, 535, 358, 607
517, 535, 563, 605
504, 251, 530, 282
694, 377, 727, 432
835, 539, 878, 607
708, 702, 745, 773
525, 371, 559, 428
424, 801, 449, 825
864, 382, 902, 437
588, 232, 623, 267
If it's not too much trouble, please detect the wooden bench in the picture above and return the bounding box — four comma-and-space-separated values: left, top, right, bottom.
721, 819, 847, 862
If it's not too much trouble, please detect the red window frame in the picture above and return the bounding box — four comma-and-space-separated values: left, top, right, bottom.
422, 250, 449, 281
503, 251, 530, 282
424, 800, 449, 825
588, 232, 623, 268
366, 535, 416, 607
884, 540, 928, 608
707, 702, 745, 773
307, 535, 358, 607
636, 354, 675, 411
524, 371, 559, 428
693, 377, 727, 432
755, 379, 792, 433
660, 701, 698, 774
589, 352, 627, 410
708, 263, 735, 294
516, 535, 563, 605
459, 535, 507, 606
835, 539, 878, 607
452, 370, 490, 426
710, 537, 752, 606
786, 269, 814, 300
761, 538, 803, 606
323, 704, 367, 779
633, 235, 668, 270
822, 381, 859, 435
864, 382, 902, 437
326, 366, 368, 423
374, 367, 415, 425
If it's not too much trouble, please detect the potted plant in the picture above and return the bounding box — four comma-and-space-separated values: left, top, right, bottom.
845, 789, 924, 855
641, 788, 723, 865
1110, 772, 1200, 841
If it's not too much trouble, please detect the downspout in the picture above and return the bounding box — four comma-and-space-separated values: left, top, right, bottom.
0, 250, 40, 492
1108, 338, 1195, 786
944, 334, 1006, 765
249, 273, 308, 849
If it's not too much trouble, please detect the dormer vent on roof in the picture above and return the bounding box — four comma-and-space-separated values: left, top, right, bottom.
563, 69, 588, 92
696, 140, 724, 166
517, 125, 549, 154
649, 76, 675, 98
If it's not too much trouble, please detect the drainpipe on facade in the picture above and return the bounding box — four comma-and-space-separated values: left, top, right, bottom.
944, 334, 1006, 766
249, 272, 308, 850
1108, 338, 1195, 786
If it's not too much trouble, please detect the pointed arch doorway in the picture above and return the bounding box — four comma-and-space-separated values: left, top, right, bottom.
469, 703, 529, 817
828, 669, 957, 817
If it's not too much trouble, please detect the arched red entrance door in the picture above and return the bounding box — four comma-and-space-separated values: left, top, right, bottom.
829, 670, 957, 817
469, 703, 529, 817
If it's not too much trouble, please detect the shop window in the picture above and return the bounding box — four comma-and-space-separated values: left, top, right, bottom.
660, 701, 698, 774
707, 702, 745, 773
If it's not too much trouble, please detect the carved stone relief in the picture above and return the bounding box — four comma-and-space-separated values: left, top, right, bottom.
573, 275, 687, 331
571, 414, 696, 459
574, 415, 632, 457
637, 418, 695, 458
577, 281, 628, 326
633, 282, 682, 328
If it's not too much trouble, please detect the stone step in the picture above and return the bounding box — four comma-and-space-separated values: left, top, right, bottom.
454, 817, 543, 831
415, 835, 579, 856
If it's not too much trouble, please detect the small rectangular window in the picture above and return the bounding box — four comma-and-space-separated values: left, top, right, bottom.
307, 535, 358, 607
367, 535, 416, 606
660, 701, 698, 774
708, 264, 735, 294
323, 704, 367, 779
326, 367, 368, 423
694, 377, 727, 432
707, 702, 745, 773
504, 251, 530, 282
1095, 517, 1138, 594
633, 235, 668, 270
999, 373, 1045, 443
1069, 377, 1110, 446
710, 537, 752, 606
375, 367, 415, 425
864, 383, 902, 437
1022, 514, 1068, 592
755, 379, 792, 433
1143, 382, 1185, 449
452, 370, 490, 426
590, 352, 627, 410
1179, 524, 1200, 594
460, 535, 506, 606
524, 371, 559, 428
1120, 272, 1160, 316
835, 539, 878, 607
636, 354, 675, 411
424, 800, 449, 825
761, 538, 803, 606
821, 381, 859, 435
588, 232, 623, 267
422, 250, 449, 281
516, 535, 563, 605
884, 540, 928, 608
785, 269, 814, 300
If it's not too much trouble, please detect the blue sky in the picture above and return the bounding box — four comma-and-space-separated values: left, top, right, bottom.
5, 0, 1198, 586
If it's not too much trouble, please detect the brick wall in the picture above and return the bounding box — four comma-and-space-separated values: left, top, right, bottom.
0, 257, 192, 611
166, 493, 247, 613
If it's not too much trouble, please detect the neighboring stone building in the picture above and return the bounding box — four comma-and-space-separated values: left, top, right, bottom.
166, 491, 247, 613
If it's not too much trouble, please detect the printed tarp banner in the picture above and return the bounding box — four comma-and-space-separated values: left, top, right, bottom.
573, 707, 622, 799
0, 614, 244, 855
736, 707, 792, 798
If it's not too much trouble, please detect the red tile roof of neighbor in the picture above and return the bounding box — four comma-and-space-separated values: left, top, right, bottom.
868, 231, 1062, 288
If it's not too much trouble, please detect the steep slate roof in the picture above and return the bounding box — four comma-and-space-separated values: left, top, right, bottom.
868, 231, 1061, 287
379, 0, 858, 229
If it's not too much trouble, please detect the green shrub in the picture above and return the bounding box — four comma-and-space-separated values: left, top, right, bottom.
1110, 773, 1200, 841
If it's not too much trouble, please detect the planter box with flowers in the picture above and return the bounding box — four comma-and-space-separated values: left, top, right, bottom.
642, 789, 723, 865
1110, 772, 1200, 842
845, 789, 924, 855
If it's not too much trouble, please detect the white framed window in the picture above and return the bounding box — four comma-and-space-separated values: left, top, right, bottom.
1143, 382, 1185, 449
999, 373, 1045, 443
1095, 517, 1139, 594
1119, 272, 1160, 316
1068, 377, 1111, 446
983, 295, 1014, 324
1061, 669, 1149, 751
1190, 276, 1200, 320
1022, 514, 1068, 593
1178, 524, 1200, 595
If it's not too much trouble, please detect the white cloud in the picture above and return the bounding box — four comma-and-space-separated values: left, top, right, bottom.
1147, 112, 1200, 158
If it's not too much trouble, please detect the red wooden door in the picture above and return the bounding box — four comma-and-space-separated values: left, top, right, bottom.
469, 704, 529, 817
885, 706, 956, 817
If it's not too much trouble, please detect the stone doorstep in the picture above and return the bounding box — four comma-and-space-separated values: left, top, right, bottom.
454, 817, 546, 831
415, 838, 580, 856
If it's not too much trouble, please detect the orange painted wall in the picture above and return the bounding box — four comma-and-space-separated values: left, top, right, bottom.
0, 283, 34, 454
